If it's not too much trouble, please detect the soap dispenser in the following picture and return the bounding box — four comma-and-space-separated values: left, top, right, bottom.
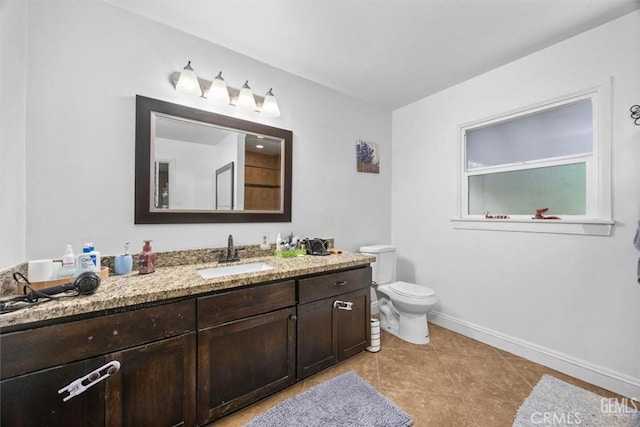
138, 240, 156, 274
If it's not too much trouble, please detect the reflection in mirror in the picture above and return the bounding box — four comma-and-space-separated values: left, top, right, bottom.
215, 162, 234, 210
152, 114, 283, 212
135, 95, 292, 223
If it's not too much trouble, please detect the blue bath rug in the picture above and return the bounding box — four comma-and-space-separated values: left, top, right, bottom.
513, 375, 640, 426
245, 371, 414, 427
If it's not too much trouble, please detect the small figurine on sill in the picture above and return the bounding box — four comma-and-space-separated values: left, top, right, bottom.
533, 207, 561, 220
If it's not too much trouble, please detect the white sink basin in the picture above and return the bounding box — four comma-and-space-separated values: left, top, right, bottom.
197, 262, 274, 279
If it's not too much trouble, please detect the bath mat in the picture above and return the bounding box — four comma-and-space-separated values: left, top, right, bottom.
245, 371, 413, 427
513, 375, 639, 426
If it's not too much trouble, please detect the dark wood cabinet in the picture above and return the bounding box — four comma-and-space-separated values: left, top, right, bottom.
0, 300, 196, 427
0, 264, 372, 426
297, 295, 339, 378
105, 333, 196, 427
196, 281, 296, 425
297, 266, 371, 380
197, 307, 296, 424
0, 357, 105, 427
337, 287, 370, 360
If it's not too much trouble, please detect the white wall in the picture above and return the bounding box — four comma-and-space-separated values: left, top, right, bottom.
0, 0, 27, 269
0, 0, 391, 267
156, 137, 218, 210
392, 11, 640, 397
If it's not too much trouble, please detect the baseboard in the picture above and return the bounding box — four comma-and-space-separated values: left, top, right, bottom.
429, 311, 640, 399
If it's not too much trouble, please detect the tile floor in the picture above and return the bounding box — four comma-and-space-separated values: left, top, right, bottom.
211, 324, 626, 426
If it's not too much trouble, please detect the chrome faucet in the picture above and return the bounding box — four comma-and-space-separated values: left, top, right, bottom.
219, 234, 240, 263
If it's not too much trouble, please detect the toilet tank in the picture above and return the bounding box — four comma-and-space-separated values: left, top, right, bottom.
359, 245, 396, 285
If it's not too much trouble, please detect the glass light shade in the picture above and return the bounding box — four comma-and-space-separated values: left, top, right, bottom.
237, 81, 257, 111
175, 61, 202, 96
261, 88, 281, 117
207, 72, 230, 105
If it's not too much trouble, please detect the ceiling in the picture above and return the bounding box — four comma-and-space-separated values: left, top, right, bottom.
107, 0, 640, 110
156, 115, 282, 155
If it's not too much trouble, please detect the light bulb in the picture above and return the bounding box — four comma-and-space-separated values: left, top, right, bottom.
175, 61, 202, 96
261, 88, 281, 117
237, 80, 257, 111
207, 71, 230, 105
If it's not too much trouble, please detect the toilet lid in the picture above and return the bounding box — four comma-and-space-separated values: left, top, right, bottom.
389, 281, 435, 299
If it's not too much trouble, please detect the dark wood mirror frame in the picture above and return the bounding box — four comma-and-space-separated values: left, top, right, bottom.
135, 95, 292, 224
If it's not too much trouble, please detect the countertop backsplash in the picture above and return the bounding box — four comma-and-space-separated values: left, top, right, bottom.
0, 240, 334, 297
0, 239, 367, 329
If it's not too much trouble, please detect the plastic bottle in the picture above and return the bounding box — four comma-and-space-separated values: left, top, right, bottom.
138, 240, 156, 274
62, 245, 76, 267
78, 245, 95, 273
276, 233, 283, 252
87, 243, 101, 272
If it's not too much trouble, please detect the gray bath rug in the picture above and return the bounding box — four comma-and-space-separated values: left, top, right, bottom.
245, 371, 413, 427
513, 375, 639, 426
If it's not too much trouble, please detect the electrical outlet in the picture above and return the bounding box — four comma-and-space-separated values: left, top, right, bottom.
260, 233, 270, 249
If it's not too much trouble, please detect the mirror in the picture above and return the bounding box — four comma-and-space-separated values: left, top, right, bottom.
135, 95, 292, 223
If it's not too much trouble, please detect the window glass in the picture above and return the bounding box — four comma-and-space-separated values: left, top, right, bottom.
468, 163, 586, 215
466, 99, 592, 170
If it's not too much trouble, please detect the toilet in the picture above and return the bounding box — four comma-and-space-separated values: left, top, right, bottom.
360, 245, 438, 345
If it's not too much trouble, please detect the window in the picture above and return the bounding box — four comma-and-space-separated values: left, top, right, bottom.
454, 84, 613, 236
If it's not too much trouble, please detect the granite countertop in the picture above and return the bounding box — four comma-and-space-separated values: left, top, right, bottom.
0, 252, 374, 329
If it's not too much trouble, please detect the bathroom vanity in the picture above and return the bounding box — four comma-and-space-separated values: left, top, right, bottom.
0, 253, 372, 426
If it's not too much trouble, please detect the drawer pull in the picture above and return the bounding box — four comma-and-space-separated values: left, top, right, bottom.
333, 300, 353, 311
58, 360, 121, 402
289, 314, 298, 321
334, 280, 348, 287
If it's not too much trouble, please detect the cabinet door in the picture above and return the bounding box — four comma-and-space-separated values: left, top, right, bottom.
296, 297, 339, 380
105, 333, 196, 427
197, 307, 296, 425
1, 357, 105, 427
337, 288, 371, 360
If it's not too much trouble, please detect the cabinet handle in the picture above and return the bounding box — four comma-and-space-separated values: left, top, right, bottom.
58, 360, 121, 402
333, 300, 353, 311
289, 314, 297, 321
334, 280, 348, 286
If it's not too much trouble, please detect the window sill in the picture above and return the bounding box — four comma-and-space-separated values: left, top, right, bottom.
451, 218, 614, 236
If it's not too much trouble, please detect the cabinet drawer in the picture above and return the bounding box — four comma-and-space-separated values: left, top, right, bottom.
298, 267, 372, 304
1, 299, 195, 380
198, 280, 295, 329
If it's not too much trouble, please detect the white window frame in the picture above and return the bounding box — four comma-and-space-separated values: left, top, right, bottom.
452, 81, 613, 236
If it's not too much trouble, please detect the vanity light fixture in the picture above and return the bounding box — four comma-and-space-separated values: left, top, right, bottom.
237, 81, 257, 112
170, 61, 281, 117
261, 88, 281, 118
175, 61, 202, 97
207, 71, 231, 106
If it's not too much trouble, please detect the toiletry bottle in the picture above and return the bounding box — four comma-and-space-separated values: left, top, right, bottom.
138, 240, 156, 274
78, 245, 96, 272
87, 243, 101, 272
58, 244, 79, 278
62, 245, 75, 267
276, 233, 283, 252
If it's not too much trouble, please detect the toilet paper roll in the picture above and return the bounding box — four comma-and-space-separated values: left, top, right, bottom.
28, 259, 55, 282
367, 317, 382, 352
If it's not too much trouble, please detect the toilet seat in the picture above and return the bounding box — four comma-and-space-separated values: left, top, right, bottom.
388, 281, 435, 299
